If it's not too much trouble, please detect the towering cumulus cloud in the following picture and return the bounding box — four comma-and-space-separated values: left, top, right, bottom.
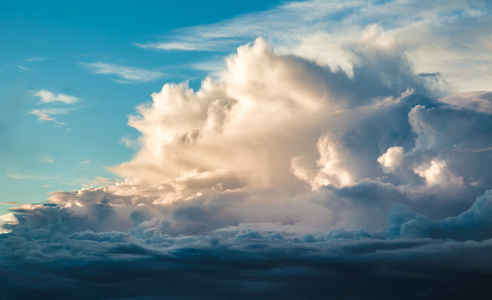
2, 33, 492, 299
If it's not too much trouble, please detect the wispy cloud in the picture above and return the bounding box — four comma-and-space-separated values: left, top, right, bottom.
0, 202, 23, 205
135, 0, 492, 92
82, 62, 164, 83
135, 39, 239, 52
30, 108, 71, 125
23, 57, 48, 62
82, 177, 119, 188
39, 154, 55, 164
34, 89, 79, 104
30, 90, 80, 125
6, 173, 59, 180
17, 65, 33, 71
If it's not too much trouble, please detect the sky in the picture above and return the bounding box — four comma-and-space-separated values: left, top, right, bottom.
0, 0, 285, 213
1, 0, 492, 299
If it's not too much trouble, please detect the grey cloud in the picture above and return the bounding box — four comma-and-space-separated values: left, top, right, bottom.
440, 91, 492, 114
2, 221, 492, 299
389, 190, 492, 241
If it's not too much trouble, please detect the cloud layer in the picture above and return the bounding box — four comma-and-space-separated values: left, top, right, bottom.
34, 90, 79, 104
30, 90, 79, 125
83, 62, 164, 83
3, 2, 492, 298
137, 0, 492, 92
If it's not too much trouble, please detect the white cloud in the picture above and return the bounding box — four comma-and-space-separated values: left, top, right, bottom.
12, 34, 491, 237
34, 89, 79, 104
83, 177, 118, 188
136, 0, 492, 92
291, 135, 353, 189
23, 57, 48, 62
17, 65, 32, 71
378, 146, 405, 173
6, 173, 59, 180
413, 159, 464, 187
30, 108, 71, 125
0, 213, 18, 234
83, 62, 164, 83
440, 91, 492, 114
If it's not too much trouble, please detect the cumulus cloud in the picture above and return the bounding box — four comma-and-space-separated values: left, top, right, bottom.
378, 146, 405, 173
8, 38, 492, 234
2, 1, 492, 297
83, 62, 164, 83
111, 37, 434, 201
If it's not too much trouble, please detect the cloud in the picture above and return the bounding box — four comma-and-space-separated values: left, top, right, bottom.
30, 90, 79, 125
439, 91, 492, 114
30, 108, 71, 125
2, 1, 492, 297
388, 190, 492, 241
0, 213, 18, 234
34, 89, 79, 104
2, 192, 492, 298
378, 146, 405, 173
16, 65, 32, 71
39, 154, 54, 164
136, 0, 492, 92
6, 173, 60, 180
23, 57, 48, 62
82, 177, 119, 188
83, 62, 164, 83
7, 37, 492, 234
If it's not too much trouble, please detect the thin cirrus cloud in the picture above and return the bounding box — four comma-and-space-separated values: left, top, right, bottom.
82, 62, 164, 83
23, 57, 49, 62
30, 89, 79, 125
34, 89, 79, 104
30, 108, 74, 125
135, 0, 492, 92
16, 65, 33, 72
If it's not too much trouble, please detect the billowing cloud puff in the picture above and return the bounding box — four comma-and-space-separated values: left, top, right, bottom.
378, 146, 405, 173
3, 34, 492, 298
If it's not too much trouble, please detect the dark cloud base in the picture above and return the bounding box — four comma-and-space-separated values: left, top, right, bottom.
2, 229, 492, 299
5, 267, 492, 300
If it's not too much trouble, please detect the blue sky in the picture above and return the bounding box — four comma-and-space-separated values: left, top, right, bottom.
1, 1, 492, 298
0, 0, 284, 213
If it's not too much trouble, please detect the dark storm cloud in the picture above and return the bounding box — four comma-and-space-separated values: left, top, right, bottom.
2, 221, 492, 299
